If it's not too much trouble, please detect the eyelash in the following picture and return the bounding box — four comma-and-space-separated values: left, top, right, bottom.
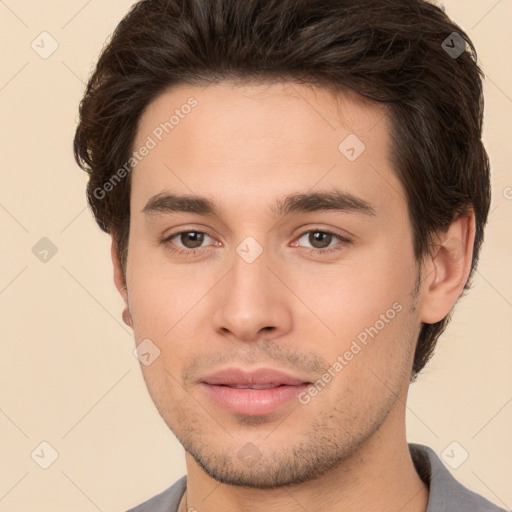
160, 228, 352, 258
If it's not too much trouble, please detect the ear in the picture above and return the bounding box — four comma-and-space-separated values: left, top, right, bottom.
419, 210, 476, 324
111, 235, 132, 328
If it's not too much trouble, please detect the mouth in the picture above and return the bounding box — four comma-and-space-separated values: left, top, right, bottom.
221, 383, 290, 389
199, 367, 312, 416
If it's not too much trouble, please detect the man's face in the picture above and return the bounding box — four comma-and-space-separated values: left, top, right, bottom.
122, 81, 423, 487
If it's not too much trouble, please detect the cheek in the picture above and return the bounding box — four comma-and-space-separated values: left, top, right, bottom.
127, 242, 202, 326
126, 259, 216, 378
292, 248, 414, 340
290, 249, 418, 384
318, 304, 417, 416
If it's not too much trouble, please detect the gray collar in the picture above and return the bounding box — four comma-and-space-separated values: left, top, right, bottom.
409, 443, 506, 511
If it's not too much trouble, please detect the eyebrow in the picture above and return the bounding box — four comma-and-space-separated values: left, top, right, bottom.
142, 190, 377, 218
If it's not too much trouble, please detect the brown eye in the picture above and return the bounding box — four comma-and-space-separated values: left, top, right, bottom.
296, 230, 339, 250
294, 228, 352, 257
162, 230, 216, 255
307, 231, 334, 249
177, 231, 205, 249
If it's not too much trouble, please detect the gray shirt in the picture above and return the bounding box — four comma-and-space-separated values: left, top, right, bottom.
126, 443, 507, 511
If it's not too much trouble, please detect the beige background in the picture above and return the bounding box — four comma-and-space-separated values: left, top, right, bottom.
0, 0, 511, 510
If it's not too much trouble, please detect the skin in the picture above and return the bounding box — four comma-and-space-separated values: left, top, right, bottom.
111, 81, 475, 511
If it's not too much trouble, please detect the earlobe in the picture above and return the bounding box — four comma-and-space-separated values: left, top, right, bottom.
122, 308, 133, 328
111, 236, 133, 327
419, 211, 476, 324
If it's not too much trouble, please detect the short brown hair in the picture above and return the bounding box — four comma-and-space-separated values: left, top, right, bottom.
74, 0, 491, 378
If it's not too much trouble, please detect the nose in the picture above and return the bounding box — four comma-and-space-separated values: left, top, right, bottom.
211, 243, 293, 343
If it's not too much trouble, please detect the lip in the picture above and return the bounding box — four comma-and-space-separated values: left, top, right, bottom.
201, 367, 309, 386
199, 367, 312, 416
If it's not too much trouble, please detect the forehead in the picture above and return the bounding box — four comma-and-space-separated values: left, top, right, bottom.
130, 81, 404, 219
134, 80, 388, 155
